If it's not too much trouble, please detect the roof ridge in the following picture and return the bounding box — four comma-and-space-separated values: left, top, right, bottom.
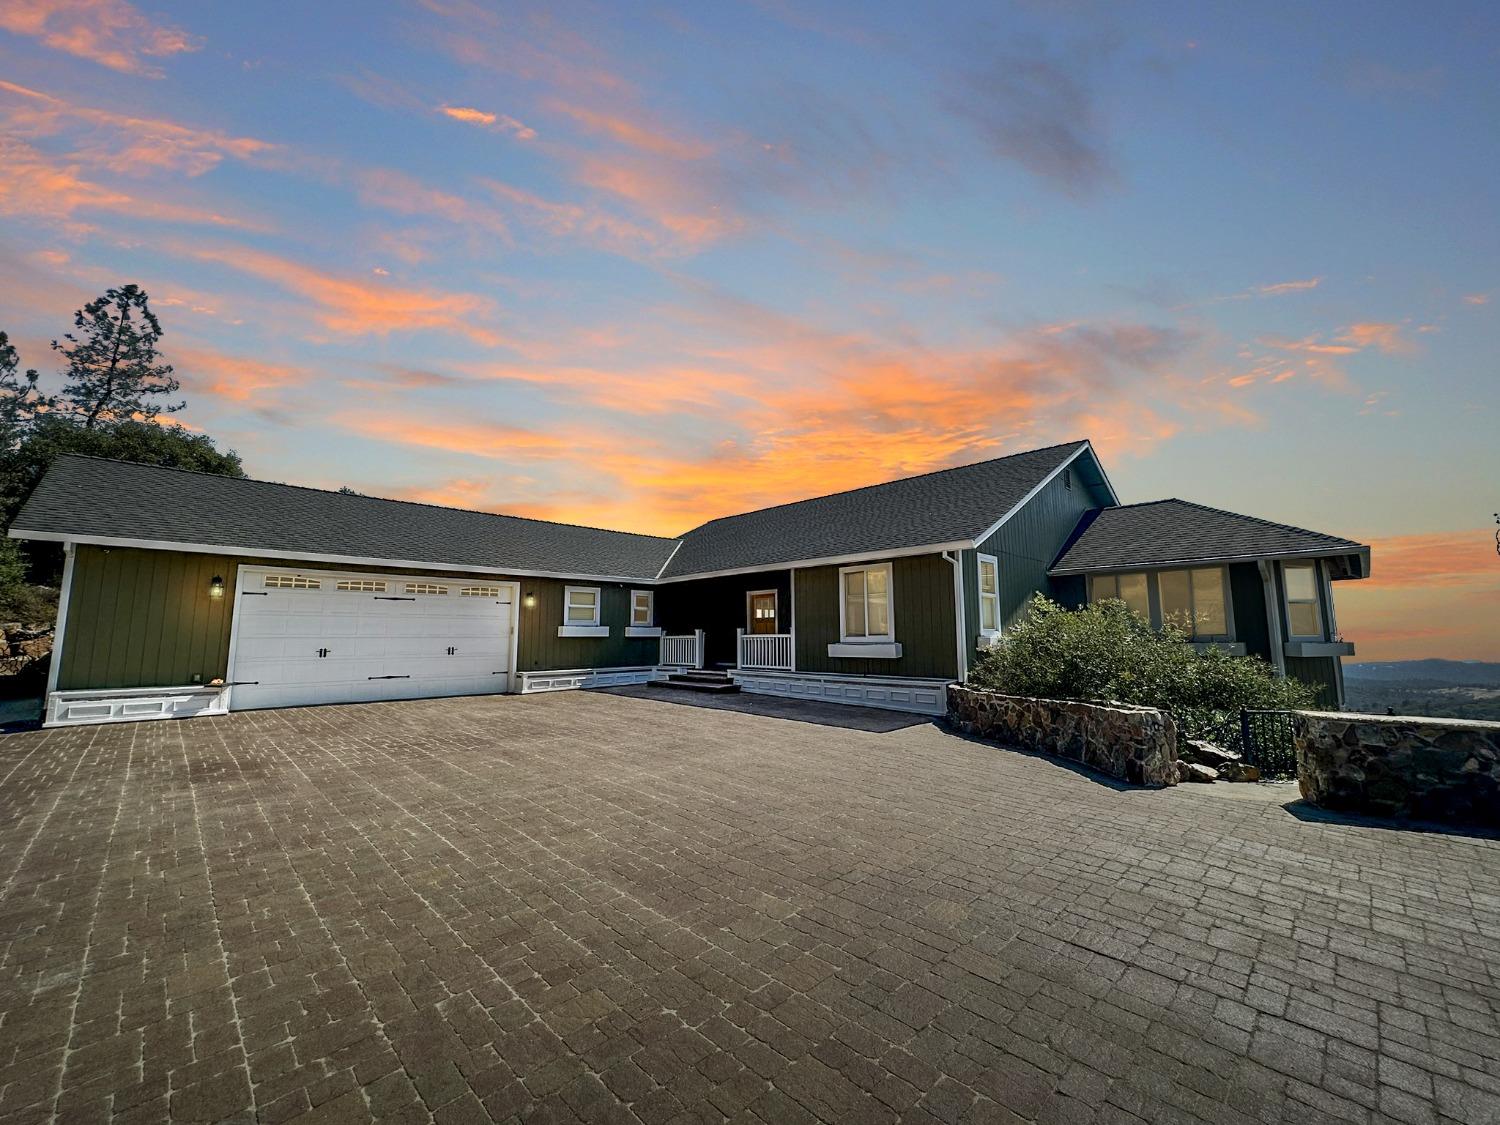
672, 439, 1089, 537
47, 453, 680, 544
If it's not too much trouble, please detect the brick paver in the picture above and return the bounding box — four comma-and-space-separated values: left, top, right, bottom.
0, 688, 1497, 1124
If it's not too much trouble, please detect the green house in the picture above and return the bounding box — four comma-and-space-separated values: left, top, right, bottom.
8, 440, 1369, 726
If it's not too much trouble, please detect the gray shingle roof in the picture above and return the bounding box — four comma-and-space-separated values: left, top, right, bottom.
1049, 499, 1367, 575
660, 441, 1090, 578
11, 455, 679, 580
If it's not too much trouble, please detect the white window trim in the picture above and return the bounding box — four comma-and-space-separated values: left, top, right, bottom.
1282, 561, 1324, 640
837, 562, 895, 645
563, 585, 601, 627
746, 588, 778, 631
976, 553, 1001, 639
630, 589, 654, 627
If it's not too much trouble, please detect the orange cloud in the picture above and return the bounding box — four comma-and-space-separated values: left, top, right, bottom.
0, 0, 199, 75
0, 79, 274, 177
333, 413, 585, 462
1360, 528, 1498, 589
481, 180, 664, 255
439, 104, 537, 140
173, 347, 311, 403
1338, 322, 1410, 355
355, 168, 512, 241
548, 101, 712, 161
0, 137, 248, 229
178, 244, 508, 345
1256, 277, 1322, 295
1462, 293, 1489, 306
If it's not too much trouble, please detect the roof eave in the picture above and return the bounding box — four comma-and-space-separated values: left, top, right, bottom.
1049, 543, 1371, 577
7, 528, 668, 585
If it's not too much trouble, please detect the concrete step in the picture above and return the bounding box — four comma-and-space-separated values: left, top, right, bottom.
652, 675, 741, 694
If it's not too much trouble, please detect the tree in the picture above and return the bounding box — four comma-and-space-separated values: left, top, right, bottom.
0, 416, 245, 584
0, 332, 54, 449
53, 285, 183, 429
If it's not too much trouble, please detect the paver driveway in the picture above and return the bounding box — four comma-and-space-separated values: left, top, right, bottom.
1, 689, 1498, 1125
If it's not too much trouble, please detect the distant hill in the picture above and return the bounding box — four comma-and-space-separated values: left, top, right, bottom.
1343, 660, 1500, 721
1345, 660, 1500, 686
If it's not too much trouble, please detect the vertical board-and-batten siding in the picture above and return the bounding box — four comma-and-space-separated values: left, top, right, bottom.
56, 546, 658, 692
59, 546, 234, 690
964, 465, 1108, 669
794, 554, 957, 679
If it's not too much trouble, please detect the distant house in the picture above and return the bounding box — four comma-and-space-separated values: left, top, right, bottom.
9, 440, 1369, 726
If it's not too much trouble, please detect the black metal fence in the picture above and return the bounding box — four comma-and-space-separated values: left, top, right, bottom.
1201, 708, 1298, 777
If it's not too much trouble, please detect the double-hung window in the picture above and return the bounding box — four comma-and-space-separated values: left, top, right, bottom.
630, 590, 654, 627
1156, 567, 1229, 639
839, 563, 893, 642
1283, 562, 1323, 639
564, 586, 600, 627
977, 554, 1001, 636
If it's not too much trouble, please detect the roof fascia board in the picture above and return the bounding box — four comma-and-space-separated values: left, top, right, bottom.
1050, 544, 1371, 576
656, 540, 974, 583
6, 528, 663, 585
968, 443, 1094, 549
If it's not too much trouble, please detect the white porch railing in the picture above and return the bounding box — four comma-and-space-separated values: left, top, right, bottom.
737, 629, 793, 671
659, 630, 705, 668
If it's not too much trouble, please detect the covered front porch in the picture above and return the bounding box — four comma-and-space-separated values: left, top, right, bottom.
655, 568, 794, 671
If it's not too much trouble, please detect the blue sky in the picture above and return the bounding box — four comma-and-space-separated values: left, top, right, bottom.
0, 0, 1496, 658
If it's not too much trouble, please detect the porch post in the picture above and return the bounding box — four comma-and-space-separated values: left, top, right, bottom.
736, 627, 743, 671
694, 628, 705, 669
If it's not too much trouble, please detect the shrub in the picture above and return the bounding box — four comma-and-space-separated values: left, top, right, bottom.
968, 594, 1314, 737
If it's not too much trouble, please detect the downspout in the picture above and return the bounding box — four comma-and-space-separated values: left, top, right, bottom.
1259, 560, 1286, 677
943, 550, 967, 683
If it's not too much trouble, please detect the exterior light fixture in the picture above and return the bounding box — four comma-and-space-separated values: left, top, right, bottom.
209, 575, 225, 599
523, 591, 536, 609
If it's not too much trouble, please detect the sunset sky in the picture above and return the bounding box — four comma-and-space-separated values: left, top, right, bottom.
0, 1, 1495, 661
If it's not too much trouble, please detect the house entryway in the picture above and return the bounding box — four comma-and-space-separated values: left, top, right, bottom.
228, 567, 515, 710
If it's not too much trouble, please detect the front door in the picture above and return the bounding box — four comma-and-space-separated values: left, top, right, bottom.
748, 590, 778, 634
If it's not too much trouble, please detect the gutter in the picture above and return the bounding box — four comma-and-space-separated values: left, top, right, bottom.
943, 550, 968, 683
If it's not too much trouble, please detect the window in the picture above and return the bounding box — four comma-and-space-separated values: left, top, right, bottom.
631, 590, 654, 627
977, 554, 1000, 634
336, 579, 387, 593
265, 574, 320, 589
1157, 567, 1229, 639
564, 586, 600, 627
1283, 562, 1322, 638
405, 582, 449, 596
1090, 572, 1149, 621
460, 586, 501, 597
839, 563, 893, 642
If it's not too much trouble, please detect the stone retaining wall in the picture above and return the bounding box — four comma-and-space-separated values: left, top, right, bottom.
947, 685, 1179, 787
1294, 711, 1500, 827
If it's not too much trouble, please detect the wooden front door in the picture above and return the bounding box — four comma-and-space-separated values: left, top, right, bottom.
748, 591, 778, 634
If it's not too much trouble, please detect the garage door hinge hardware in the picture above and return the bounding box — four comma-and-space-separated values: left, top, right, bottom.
446, 646, 457, 655
374, 596, 417, 601
368, 674, 411, 680
242, 591, 269, 596
316, 648, 332, 658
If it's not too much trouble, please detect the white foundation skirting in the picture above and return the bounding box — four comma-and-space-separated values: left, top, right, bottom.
46, 685, 230, 727
730, 670, 950, 715
519, 667, 659, 693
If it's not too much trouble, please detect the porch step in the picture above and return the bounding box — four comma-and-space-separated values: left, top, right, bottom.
652, 671, 741, 694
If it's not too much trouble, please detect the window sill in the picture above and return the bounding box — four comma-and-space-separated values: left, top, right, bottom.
976, 631, 1001, 650
625, 626, 662, 638
827, 642, 902, 659
558, 625, 609, 638
1284, 640, 1355, 657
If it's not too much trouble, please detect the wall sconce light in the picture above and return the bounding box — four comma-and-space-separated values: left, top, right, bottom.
523, 591, 536, 609
209, 575, 225, 599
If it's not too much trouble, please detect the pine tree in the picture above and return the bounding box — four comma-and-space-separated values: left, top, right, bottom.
0, 332, 54, 450
53, 285, 183, 429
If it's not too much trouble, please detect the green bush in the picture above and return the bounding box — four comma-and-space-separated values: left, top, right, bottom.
967, 594, 1314, 737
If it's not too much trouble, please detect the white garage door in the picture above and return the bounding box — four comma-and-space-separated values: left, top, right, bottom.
228, 568, 514, 711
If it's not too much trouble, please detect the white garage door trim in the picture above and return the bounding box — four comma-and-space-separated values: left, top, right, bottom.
224, 566, 521, 712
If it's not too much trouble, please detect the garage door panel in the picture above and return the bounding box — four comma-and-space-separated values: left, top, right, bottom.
230, 569, 513, 711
